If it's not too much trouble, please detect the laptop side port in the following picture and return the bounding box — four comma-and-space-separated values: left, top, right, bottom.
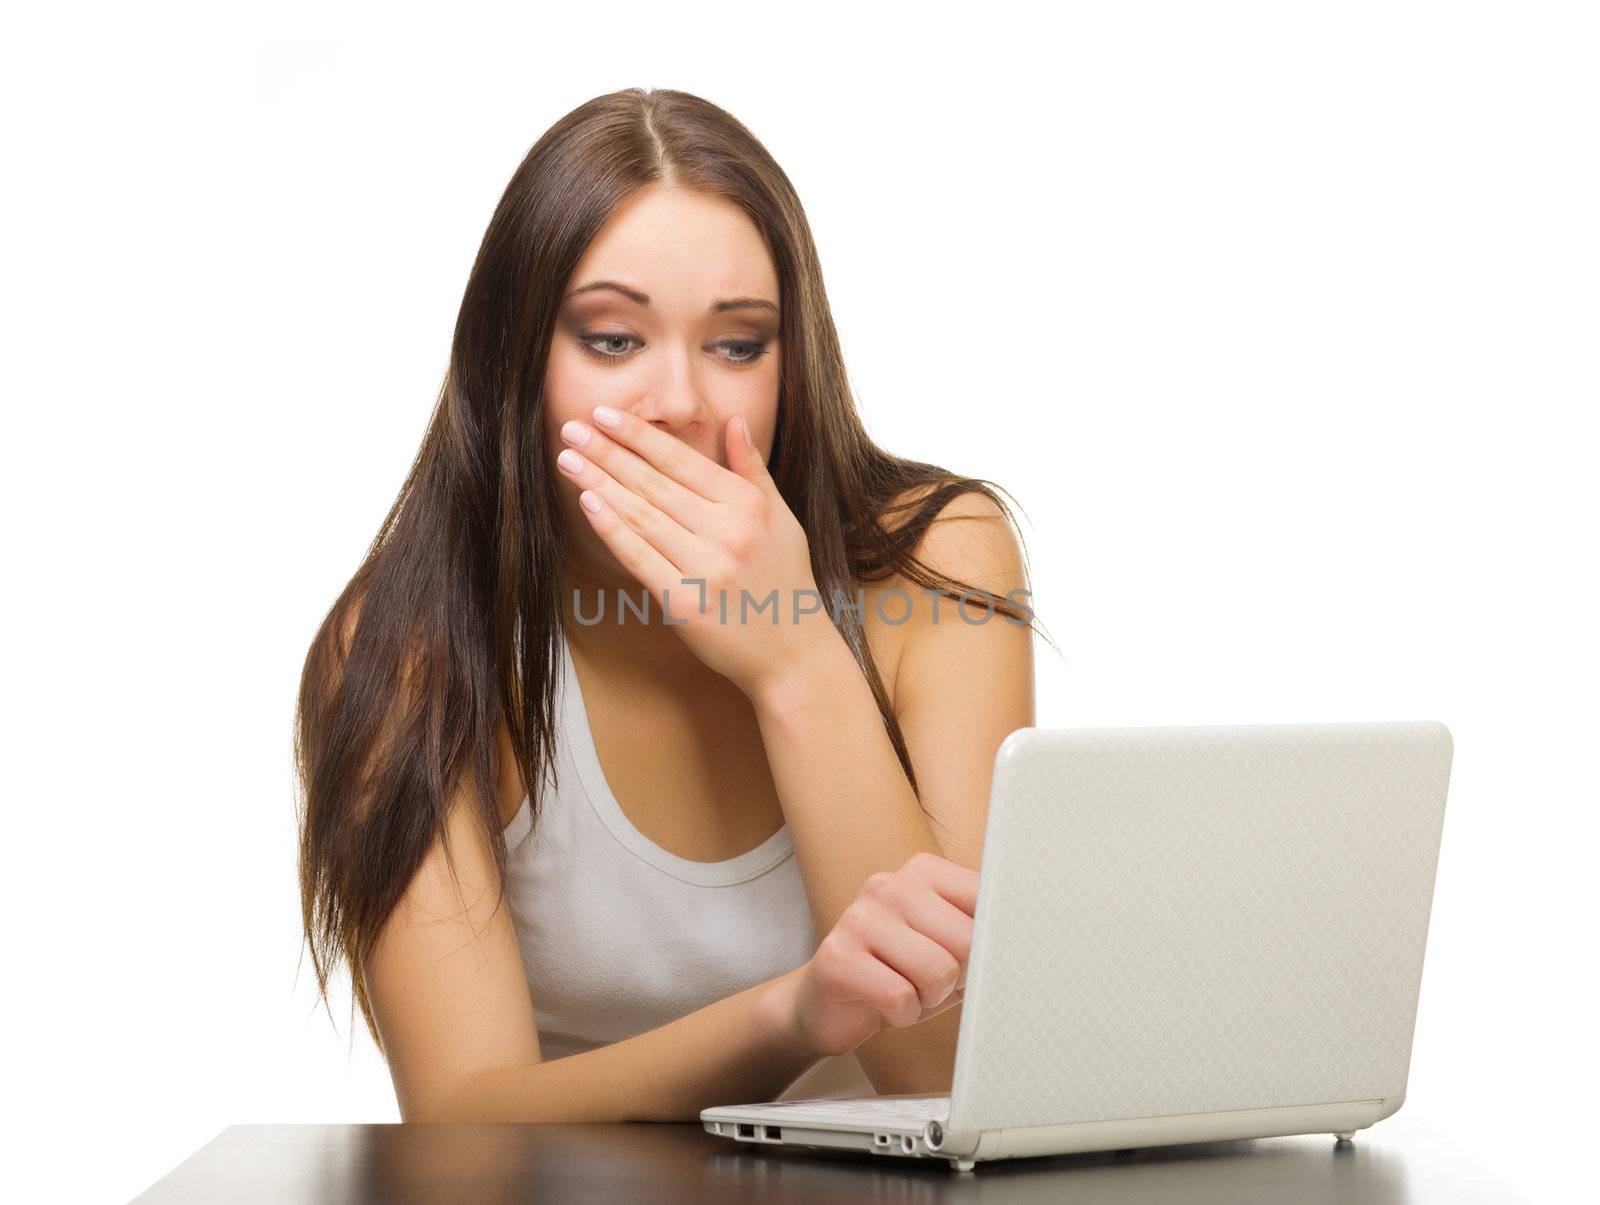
763, 1126, 783, 1141
873, 1132, 891, 1147
901, 1135, 916, 1154
736, 1123, 756, 1139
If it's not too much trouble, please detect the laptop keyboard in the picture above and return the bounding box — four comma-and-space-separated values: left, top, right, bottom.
746, 1094, 951, 1123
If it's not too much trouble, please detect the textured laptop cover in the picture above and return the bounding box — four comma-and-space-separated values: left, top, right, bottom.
947, 720, 1454, 1135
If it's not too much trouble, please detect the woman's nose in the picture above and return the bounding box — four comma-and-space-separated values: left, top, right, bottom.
631, 360, 711, 430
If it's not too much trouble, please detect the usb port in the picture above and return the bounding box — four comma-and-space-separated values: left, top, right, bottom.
736, 1123, 756, 1139
763, 1125, 783, 1140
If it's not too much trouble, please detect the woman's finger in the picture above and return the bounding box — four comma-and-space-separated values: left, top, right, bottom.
901, 851, 981, 916
584, 405, 740, 510
898, 885, 975, 979
859, 910, 963, 1011
816, 934, 924, 1029
559, 449, 703, 577
570, 489, 680, 603
858, 958, 927, 1029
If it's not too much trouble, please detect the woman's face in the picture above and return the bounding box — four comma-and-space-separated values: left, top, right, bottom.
544, 183, 782, 579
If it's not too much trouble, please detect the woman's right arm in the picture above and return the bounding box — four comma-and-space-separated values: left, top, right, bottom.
362, 786, 823, 1123
364, 734, 976, 1123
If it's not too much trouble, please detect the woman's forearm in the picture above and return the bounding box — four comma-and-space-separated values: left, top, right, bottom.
748, 623, 958, 1094
750, 625, 945, 940
423, 965, 815, 1123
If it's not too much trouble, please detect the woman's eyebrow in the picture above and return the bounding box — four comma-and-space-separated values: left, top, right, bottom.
563, 279, 778, 315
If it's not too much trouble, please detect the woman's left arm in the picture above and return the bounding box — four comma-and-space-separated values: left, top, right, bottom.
749, 491, 1036, 1094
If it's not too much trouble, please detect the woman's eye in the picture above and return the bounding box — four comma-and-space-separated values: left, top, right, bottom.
716, 339, 769, 365
578, 333, 640, 360
577, 333, 770, 365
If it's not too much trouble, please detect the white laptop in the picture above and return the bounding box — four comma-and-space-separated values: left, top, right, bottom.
702, 720, 1454, 1172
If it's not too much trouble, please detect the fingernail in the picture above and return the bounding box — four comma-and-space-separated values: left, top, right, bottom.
557, 448, 585, 473
593, 405, 622, 429
561, 420, 592, 446
580, 490, 603, 514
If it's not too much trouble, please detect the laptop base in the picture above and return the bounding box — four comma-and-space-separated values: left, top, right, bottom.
703, 1094, 1399, 1171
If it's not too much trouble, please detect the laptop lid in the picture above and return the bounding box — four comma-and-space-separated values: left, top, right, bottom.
947, 721, 1453, 1136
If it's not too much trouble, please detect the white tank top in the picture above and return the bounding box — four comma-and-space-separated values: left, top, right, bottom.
500, 630, 875, 1100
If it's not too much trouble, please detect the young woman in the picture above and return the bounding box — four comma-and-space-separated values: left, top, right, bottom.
295, 87, 1044, 1123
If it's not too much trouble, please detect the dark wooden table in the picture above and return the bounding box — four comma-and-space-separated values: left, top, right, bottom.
133, 1115, 1529, 1203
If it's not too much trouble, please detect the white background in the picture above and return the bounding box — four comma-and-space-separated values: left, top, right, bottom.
4, 3, 1594, 1201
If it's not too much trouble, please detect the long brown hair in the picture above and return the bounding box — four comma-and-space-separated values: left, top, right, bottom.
296, 87, 1056, 1050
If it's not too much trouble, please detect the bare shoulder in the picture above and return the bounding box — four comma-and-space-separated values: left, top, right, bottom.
861, 484, 1028, 711
901, 485, 1022, 582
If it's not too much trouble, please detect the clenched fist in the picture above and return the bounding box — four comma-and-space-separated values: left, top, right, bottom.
768, 852, 980, 1059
